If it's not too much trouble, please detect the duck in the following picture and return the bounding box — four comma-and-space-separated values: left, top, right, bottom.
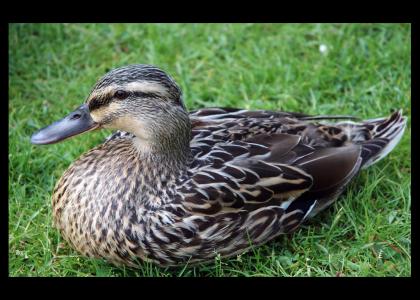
31, 64, 407, 267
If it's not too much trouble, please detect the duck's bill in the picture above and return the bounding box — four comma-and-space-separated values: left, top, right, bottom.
31, 104, 99, 145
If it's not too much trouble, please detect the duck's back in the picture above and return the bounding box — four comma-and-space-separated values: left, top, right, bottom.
188, 107, 406, 168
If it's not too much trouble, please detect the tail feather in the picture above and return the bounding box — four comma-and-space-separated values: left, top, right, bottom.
336, 110, 407, 169
359, 110, 407, 168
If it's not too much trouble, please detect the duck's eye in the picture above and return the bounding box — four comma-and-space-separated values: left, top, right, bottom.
114, 90, 129, 100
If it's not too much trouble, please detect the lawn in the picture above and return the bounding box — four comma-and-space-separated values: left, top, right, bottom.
9, 23, 411, 277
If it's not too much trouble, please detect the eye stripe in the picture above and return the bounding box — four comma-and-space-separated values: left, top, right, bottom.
88, 95, 113, 111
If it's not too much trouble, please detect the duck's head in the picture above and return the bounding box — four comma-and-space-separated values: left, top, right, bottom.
31, 64, 191, 155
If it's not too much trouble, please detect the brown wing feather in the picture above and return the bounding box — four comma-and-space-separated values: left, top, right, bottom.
295, 145, 362, 192
182, 134, 315, 215
183, 127, 364, 222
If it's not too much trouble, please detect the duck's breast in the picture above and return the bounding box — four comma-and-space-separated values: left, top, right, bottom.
52, 139, 144, 261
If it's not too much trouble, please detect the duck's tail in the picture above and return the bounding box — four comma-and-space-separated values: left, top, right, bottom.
338, 110, 407, 169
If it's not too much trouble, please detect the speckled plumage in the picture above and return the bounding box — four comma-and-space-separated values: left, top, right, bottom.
34, 65, 407, 267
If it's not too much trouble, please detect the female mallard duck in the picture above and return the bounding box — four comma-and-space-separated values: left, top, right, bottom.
31, 64, 407, 267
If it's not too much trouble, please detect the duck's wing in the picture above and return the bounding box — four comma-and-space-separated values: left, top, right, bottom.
184, 134, 313, 214
160, 133, 361, 265
181, 132, 362, 231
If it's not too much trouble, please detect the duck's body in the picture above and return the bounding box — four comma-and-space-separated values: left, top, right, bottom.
32, 65, 407, 267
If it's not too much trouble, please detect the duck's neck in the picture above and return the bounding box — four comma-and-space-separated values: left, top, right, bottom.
132, 140, 190, 211
130, 111, 192, 209
133, 136, 191, 174
132, 109, 192, 168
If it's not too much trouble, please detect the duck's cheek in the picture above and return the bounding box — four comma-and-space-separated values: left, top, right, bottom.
90, 109, 108, 124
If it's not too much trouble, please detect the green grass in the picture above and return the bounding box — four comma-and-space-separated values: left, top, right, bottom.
9, 23, 411, 277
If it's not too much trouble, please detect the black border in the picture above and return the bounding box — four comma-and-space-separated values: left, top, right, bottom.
2, 5, 416, 296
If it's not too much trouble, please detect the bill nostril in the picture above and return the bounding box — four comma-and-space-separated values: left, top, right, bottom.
71, 113, 81, 120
